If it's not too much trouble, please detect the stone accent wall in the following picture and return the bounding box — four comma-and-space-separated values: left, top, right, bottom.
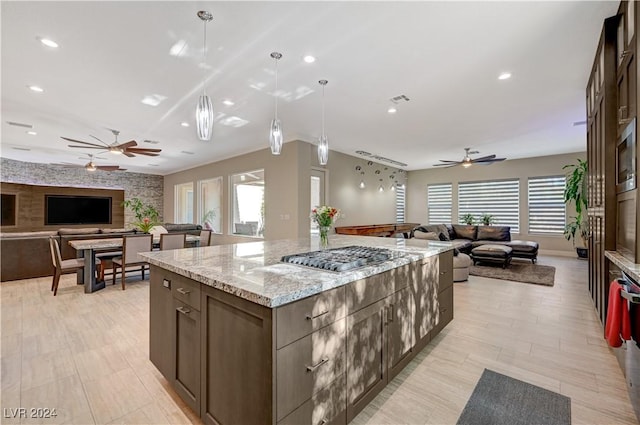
1, 158, 163, 229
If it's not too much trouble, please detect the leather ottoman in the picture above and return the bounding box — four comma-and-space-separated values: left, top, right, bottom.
508, 240, 539, 263
471, 244, 513, 269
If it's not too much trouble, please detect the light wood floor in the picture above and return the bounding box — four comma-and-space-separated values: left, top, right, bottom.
1, 256, 638, 424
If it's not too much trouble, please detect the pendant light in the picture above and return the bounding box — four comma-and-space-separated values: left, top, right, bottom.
196, 11, 214, 141
318, 80, 329, 165
269, 52, 283, 155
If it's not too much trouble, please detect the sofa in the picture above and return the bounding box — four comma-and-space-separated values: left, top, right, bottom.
412, 224, 539, 263
0, 223, 203, 282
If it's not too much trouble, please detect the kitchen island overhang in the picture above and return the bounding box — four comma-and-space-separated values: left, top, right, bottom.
142, 235, 455, 425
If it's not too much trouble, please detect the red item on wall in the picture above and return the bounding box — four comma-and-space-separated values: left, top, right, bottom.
605, 280, 632, 347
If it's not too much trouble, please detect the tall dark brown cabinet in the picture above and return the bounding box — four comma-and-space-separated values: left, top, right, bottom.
586, 15, 618, 324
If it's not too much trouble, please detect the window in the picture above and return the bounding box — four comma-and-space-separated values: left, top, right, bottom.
427, 183, 452, 224
528, 176, 566, 235
231, 170, 264, 237
174, 182, 193, 223
458, 179, 519, 232
198, 177, 222, 233
395, 183, 406, 223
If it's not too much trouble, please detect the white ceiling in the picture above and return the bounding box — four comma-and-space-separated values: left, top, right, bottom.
1, 1, 617, 175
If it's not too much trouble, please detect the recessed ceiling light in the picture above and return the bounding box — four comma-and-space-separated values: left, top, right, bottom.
26, 131, 37, 135
28, 85, 44, 93
222, 99, 235, 106
140, 94, 167, 107
498, 72, 512, 80
387, 107, 397, 114
38, 37, 59, 48
180, 122, 190, 127
303, 55, 316, 63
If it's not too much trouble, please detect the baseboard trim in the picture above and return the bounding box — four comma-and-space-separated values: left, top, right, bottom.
539, 249, 579, 258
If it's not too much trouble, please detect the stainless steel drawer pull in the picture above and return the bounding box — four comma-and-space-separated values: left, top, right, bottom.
319, 419, 328, 425
440, 271, 447, 275
306, 310, 329, 320
440, 308, 447, 313
306, 357, 329, 372
388, 304, 394, 322
177, 306, 191, 315
176, 288, 191, 295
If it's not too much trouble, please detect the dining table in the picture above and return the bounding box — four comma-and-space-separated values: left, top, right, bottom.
69, 235, 200, 293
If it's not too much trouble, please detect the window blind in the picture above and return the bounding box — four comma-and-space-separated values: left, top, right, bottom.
528, 176, 566, 235
427, 183, 452, 224
395, 184, 406, 223
458, 179, 519, 232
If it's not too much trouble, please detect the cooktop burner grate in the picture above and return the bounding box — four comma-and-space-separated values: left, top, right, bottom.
281, 245, 404, 272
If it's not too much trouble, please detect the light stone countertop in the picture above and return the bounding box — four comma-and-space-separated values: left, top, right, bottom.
139, 235, 454, 308
605, 250, 640, 283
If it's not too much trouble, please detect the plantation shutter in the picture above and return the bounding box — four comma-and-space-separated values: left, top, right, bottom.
427, 183, 452, 224
528, 176, 566, 235
395, 184, 406, 223
458, 179, 519, 232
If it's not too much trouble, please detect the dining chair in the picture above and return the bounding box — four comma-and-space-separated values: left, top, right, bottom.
112, 234, 153, 290
160, 233, 186, 250
198, 229, 212, 246
49, 236, 102, 296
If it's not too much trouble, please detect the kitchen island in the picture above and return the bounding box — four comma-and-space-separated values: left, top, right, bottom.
140, 235, 455, 425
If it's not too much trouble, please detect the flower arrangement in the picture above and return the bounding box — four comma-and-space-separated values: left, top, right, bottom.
122, 198, 160, 233
310, 206, 340, 247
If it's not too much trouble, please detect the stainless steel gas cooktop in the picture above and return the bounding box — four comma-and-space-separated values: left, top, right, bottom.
281, 245, 404, 272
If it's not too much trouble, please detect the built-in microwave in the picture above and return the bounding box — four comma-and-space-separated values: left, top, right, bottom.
617, 118, 636, 193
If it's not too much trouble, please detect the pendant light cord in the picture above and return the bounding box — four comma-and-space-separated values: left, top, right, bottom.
321, 84, 325, 137
274, 58, 278, 118
202, 20, 207, 95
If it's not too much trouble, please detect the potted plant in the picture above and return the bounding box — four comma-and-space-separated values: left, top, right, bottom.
460, 213, 475, 225
480, 213, 495, 226
122, 197, 160, 233
563, 159, 589, 258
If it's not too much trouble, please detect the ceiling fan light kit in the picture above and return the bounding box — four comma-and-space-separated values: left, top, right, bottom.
269, 52, 283, 155
196, 10, 214, 141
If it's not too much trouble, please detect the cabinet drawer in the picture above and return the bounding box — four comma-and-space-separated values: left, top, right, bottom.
433, 285, 453, 337
439, 251, 453, 292
171, 275, 201, 310
278, 374, 346, 425
346, 271, 392, 314
276, 318, 346, 421
276, 286, 345, 349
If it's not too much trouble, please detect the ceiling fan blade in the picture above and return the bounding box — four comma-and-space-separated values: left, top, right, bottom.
470, 154, 496, 162
123, 151, 136, 158
117, 140, 138, 149
433, 163, 459, 167
475, 158, 506, 164
438, 159, 461, 163
68, 145, 105, 150
128, 151, 160, 157
89, 134, 111, 147
61, 137, 106, 148
126, 147, 162, 153
96, 166, 125, 171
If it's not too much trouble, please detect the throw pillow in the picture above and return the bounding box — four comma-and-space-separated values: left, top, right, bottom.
438, 232, 448, 241
414, 230, 439, 240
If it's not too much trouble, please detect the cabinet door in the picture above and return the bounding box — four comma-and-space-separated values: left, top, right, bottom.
173, 298, 201, 414
412, 257, 438, 351
149, 271, 173, 378
346, 298, 387, 423
387, 286, 414, 380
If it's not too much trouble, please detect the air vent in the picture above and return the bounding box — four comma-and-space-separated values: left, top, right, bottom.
143, 139, 160, 144
572, 120, 587, 126
181, 151, 195, 155
12, 147, 31, 151
7, 121, 33, 129
390, 95, 410, 104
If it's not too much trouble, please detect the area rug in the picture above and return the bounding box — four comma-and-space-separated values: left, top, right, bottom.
469, 262, 555, 286
457, 369, 571, 425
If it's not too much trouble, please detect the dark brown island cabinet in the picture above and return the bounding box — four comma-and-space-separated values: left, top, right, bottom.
149, 249, 454, 425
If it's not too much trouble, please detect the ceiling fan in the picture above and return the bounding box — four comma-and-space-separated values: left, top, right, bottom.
434, 147, 506, 168
62, 129, 161, 157
51, 154, 126, 172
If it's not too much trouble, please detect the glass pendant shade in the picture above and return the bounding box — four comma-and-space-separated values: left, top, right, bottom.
196, 94, 214, 141
318, 134, 329, 165
269, 118, 283, 155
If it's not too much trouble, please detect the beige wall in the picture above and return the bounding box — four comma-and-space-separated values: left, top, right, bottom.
406, 152, 587, 254
164, 140, 311, 243
323, 151, 405, 227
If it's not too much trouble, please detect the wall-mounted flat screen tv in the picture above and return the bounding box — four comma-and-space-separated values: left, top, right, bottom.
45, 195, 112, 225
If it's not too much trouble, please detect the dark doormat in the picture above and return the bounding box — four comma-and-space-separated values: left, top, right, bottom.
457, 369, 571, 425
469, 263, 555, 286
